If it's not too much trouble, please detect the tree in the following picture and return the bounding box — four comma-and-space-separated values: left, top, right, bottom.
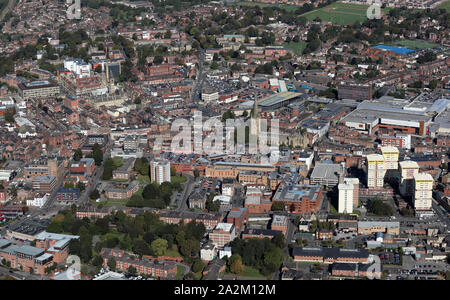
102, 158, 114, 180
94, 65, 102, 73
210, 61, 219, 70
134, 158, 149, 176
429, 79, 438, 90
409, 81, 423, 89
263, 248, 283, 274
221, 110, 235, 122
170, 166, 177, 177
151, 238, 168, 256
76, 182, 86, 192
64, 182, 75, 189
142, 184, 160, 200
73, 149, 83, 161
229, 254, 244, 275
92, 143, 103, 166
128, 265, 137, 275
92, 255, 103, 267
90, 189, 100, 200
272, 233, 285, 249
4, 112, 14, 123
133, 240, 150, 256
180, 239, 199, 258
107, 257, 116, 270
271, 202, 284, 211
192, 259, 206, 273
417, 51, 436, 64
400, 207, 414, 217
367, 199, 394, 216
193, 169, 200, 179
176, 230, 186, 244
127, 194, 144, 207
153, 55, 164, 65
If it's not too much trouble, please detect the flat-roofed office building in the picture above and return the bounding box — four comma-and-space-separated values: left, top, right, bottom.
19, 80, 60, 99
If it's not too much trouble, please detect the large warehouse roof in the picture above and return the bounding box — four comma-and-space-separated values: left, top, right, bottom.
258, 91, 302, 108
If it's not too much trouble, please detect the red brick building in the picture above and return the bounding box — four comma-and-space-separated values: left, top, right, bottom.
226, 208, 248, 232
271, 215, 288, 235
0, 241, 53, 275
272, 184, 323, 215
101, 248, 177, 278
292, 247, 370, 264
242, 228, 281, 240
34, 232, 79, 264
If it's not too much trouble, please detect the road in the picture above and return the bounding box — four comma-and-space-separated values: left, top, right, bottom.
270, 213, 296, 280
432, 200, 450, 228
232, 186, 243, 208
78, 144, 112, 206
191, 50, 206, 103
176, 174, 195, 212
25, 142, 113, 221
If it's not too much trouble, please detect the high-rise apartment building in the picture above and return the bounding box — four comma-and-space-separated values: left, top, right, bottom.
381, 146, 399, 170
413, 173, 433, 211
399, 161, 420, 196
338, 178, 359, 214
150, 160, 171, 185
367, 154, 386, 188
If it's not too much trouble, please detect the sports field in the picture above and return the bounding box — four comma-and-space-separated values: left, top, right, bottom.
301, 2, 389, 25
391, 40, 438, 50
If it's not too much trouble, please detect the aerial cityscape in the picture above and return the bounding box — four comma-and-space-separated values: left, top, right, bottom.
0, 0, 449, 285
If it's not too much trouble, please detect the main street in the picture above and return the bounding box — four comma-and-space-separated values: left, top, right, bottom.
190, 49, 206, 103
77, 143, 112, 206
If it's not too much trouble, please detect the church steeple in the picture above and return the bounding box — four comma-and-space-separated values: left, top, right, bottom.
250, 94, 260, 137
252, 94, 259, 118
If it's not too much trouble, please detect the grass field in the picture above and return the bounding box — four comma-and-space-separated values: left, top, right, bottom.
241, 266, 266, 278
232, 1, 299, 12
391, 40, 438, 49
437, 0, 450, 11
101, 232, 125, 242
301, 2, 389, 25
165, 248, 183, 258
103, 198, 127, 207
283, 41, 307, 55
137, 174, 151, 185
223, 265, 267, 278
171, 175, 187, 184
175, 266, 185, 280
232, 1, 392, 25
